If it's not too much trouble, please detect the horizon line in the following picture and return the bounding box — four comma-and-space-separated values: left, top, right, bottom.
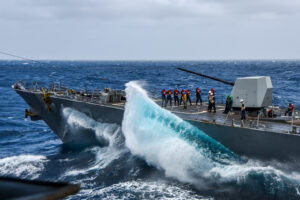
1, 58, 300, 62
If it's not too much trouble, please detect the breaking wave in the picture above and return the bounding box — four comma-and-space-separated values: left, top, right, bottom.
0, 155, 48, 179
62, 107, 123, 147
122, 81, 240, 183
62, 107, 127, 177
122, 81, 300, 197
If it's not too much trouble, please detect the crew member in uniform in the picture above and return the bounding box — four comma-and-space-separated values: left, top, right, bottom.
209, 92, 216, 113
208, 91, 216, 113
186, 89, 192, 106
195, 87, 202, 106
285, 103, 295, 116
180, 89, 185, 105
182, 92, 187, 109
161, 89, 167, 107
174, 88, 179, 106
241, 99, 246, 120
207, 91, 212, 112
223, 95, 233, 114
166, 89, 173, 107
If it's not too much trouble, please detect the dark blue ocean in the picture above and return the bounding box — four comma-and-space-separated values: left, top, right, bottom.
0, 60, 300, 199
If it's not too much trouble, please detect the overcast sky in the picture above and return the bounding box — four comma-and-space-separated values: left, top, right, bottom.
0, 0, 300, 60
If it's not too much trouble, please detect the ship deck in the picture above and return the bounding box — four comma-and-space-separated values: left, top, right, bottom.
109, 98, 300, 135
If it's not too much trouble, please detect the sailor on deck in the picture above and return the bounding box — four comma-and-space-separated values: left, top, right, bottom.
241, 99, 246, 120
186, 89, 192, 106
195, 87, 202, 106
180, 89, 185, 105
166, 89, 173, 107
208, 91, 216, 113
182, 92, 187, 109
285, 103, 295, 116
174, 88, 179, 106
161, 89, 167, 107
223, 95, 233, 114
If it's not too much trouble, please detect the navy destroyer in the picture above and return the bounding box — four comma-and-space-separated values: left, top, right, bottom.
12, 68, 300, 162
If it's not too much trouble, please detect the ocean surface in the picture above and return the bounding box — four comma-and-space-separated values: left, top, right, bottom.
0, 60, 300, 199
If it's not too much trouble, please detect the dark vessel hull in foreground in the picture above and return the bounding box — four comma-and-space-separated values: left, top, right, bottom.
14, 85, 300, 163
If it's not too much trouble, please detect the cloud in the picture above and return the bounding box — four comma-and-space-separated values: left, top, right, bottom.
1, 0, 300, 22
224, 0, 300, 19
0, 0, 299, 60
0, 0, 222, 21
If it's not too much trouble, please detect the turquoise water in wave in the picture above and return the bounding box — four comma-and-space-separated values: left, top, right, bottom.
0, 60, 300, 199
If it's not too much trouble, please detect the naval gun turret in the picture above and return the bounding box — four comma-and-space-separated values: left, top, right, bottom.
178, 68, 273, 110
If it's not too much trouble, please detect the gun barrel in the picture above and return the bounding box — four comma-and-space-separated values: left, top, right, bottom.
178, 67, 234, 86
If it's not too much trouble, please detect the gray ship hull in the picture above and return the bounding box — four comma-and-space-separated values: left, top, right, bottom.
188, 120, 300, 162
16, 89, 124, 144
16, 89, 300, 162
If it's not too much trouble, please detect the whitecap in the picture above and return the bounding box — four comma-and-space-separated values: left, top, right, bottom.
0, 155, 48, 179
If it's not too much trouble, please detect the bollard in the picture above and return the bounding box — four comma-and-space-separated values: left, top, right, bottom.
292, 126, 297, 134
241, 120, 245, 128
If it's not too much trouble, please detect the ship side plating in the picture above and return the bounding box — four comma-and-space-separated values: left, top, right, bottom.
15, 89, 124, 144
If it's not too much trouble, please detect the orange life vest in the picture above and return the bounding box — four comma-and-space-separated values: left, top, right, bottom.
181, 89, 185, 95
174, 89, 179, 96
289, 104, 295, 111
